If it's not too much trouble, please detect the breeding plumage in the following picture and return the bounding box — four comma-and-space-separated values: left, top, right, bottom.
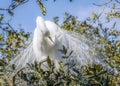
9, 16, 97, 71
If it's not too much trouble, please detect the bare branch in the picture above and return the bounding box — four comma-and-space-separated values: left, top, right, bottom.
9, 0, 29, 10
0, 22, 15, 31
93, 0, 112, 6
115, 0, 120, 4
0, 8, 9, 11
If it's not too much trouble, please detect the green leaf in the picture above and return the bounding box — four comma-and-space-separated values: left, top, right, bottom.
0, 34, 3, 41
0, 14, 3, 22
68, 51, 73, 57
92, 12, 97, 20
116, 40, 120, 46
47, 56, 52, 67
63, 45, 67, 55
37, 0, 46, 16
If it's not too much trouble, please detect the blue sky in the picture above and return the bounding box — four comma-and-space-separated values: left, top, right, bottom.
0, 0, 118, 33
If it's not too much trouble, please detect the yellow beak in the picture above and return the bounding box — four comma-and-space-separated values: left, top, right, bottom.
48, 35, 54, 44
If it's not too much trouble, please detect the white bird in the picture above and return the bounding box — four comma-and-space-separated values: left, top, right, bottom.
45, 20, 97, 65
9, 16, 97, 71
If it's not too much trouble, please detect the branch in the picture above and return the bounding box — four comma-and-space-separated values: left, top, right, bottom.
115, 0, 120, 4
9, 0, 29, 10
0, 8, 9, 11
93, 0, 112, 6
0, 22, 15, 31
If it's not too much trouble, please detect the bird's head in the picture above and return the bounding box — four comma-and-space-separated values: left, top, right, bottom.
45, 20, 59, 44
36, 16, 55, 45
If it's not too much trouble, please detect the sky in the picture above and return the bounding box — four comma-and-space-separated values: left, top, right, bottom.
0, 0, 119, 33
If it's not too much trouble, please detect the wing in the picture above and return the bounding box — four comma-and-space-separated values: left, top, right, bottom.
45, 20, 97, 65
9, 26, 43, 70
55, 29, 98, 65
9, 42, 36, 70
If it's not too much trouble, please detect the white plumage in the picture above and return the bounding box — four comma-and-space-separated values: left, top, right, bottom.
9, 16, 97, 70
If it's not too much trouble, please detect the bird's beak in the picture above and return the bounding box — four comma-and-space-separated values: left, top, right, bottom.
48, 35, 54, 44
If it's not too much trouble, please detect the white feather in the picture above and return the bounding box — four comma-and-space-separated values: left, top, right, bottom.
9, 16, 98, 71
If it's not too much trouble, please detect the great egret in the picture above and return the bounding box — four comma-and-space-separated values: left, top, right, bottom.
9, 16, 97, 70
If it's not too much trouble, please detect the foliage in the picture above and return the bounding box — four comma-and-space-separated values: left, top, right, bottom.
0, 0, 120, 86
53, 12, 120, 86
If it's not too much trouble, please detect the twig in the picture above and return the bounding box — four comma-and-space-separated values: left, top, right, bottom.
0, 8, 9, 11
9, 0, 29, 10
97, 6, 106, 19
7, 23, 14, 31
93, 0, 112, 6
0, 22, 15, 31
12, 66, 29, 77
90, 6, 106, 27
115, 0, 120, 4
